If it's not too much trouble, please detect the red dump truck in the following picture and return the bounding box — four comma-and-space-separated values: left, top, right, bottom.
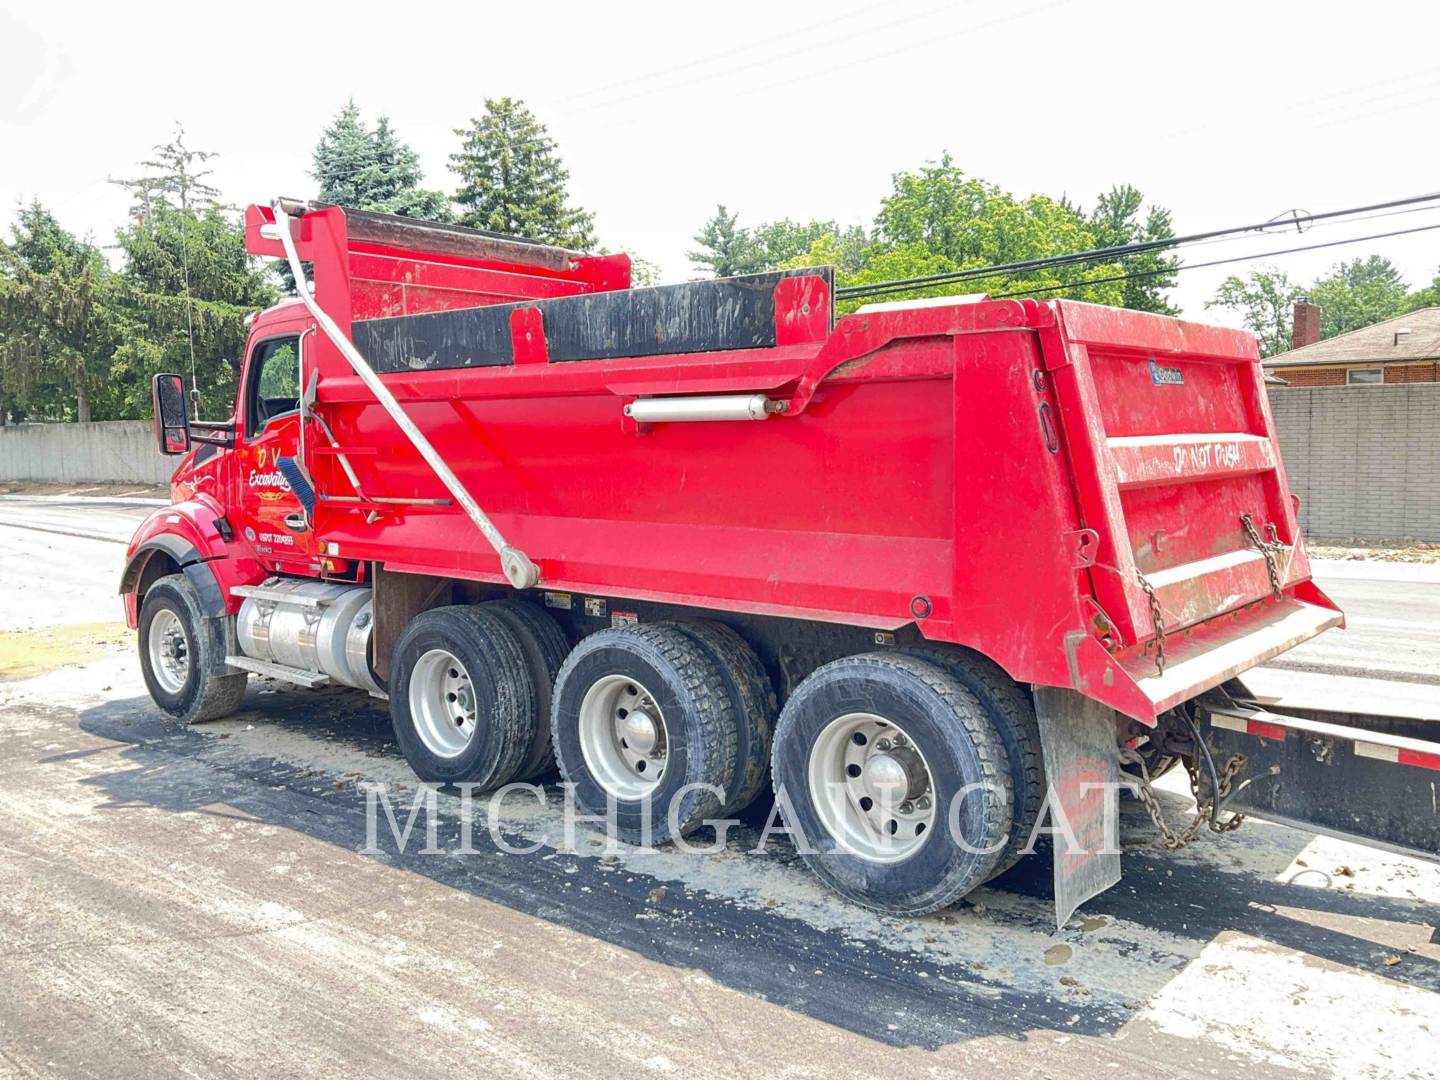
122, 200, 1439, 923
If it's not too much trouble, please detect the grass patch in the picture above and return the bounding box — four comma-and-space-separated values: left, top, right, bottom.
0, 621, 130, 681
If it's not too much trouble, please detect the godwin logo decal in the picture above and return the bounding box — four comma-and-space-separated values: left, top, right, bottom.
1149, 358, 1185, 386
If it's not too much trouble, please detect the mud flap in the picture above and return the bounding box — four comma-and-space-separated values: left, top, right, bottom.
1033, 687, 1124, 928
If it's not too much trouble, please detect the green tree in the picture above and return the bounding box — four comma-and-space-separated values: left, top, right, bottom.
110, 130, 276, 419
312, 102, 450, 219
844, 157, 1128, 308
751, 219, 856, 271
1406, 267, 1440, 310
1206, 267, 1303, 357
1308, 256, 1410, 338
0, 202, 117, 422
688, 205, 763, 277
449, 97, 595, 247
690, 208, 866, 278
871, 155, 1098, 269
112, 128, 222, 218
111, 203, 275, 418
1085, 184, 1179, 315
779, 225, 872, 277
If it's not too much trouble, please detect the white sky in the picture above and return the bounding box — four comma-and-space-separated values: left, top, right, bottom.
3, 0, 1438, 323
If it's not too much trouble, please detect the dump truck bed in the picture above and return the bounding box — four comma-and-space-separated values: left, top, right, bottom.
244, 204, 1339, 723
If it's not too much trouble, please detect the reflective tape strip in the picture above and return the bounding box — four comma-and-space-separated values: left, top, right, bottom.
1354, 741, 1399, 763
1355, 741, 1440, 772
1210, 713, 1288, 740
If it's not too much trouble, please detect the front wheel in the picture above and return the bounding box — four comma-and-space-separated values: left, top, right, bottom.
771, 652, 1014, 915
138, 573, 247, 724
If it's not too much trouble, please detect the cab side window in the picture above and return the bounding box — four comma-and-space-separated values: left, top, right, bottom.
246, 337, 300, 436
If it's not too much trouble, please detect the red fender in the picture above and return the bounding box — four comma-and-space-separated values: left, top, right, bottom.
119, 493, 265, 627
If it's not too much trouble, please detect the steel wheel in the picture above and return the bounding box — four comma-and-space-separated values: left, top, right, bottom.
408, 648, 479, 759
807, 712, 937, 863
577, 674, 670, 800
147, 607, 191, 696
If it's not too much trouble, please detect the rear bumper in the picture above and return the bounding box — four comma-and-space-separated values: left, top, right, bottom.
1067, 585, 1343, 723
1118, 597, 1343, 717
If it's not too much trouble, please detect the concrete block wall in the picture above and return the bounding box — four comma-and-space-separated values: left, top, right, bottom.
1269, 383, 1440, 541
0, 421, 174, 486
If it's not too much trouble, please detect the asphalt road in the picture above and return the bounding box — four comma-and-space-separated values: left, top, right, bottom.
1, 496, 1437, 1078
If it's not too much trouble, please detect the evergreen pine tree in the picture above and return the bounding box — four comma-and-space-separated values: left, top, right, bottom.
449, 97, 595, 248
688, 205, 763, 278
311, 101, 449, 219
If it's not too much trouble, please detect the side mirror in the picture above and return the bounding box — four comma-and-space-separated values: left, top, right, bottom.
152, 373, 191, 455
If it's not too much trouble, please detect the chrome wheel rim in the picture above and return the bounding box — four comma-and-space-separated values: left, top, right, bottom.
409, 649, 478, 758
807, 713, 937, 863
147, 608, 190, 695
578, 675, 669, 800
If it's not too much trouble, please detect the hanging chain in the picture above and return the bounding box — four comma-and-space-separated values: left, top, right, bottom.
1136, 571, 1167, 675
1119, 746, 1248, 850
1120, 747, 1205, 848
1240, 512, 1284, 598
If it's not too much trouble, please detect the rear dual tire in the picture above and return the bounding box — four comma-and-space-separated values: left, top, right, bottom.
771, 652, 1016, 915
903, 644, 1045, 877
551, 624, 738, 845
389, 605, 539, 788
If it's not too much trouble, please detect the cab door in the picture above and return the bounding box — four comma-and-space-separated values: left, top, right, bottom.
235, 331, 320, 571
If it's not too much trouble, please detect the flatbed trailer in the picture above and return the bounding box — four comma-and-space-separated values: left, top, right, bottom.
122, 201, 1439, 923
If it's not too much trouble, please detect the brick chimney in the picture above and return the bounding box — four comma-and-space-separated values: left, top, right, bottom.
1292, 297, 1321, 350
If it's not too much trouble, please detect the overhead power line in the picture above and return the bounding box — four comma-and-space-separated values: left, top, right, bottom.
834, 190, 1440, 301
981, 221, 1440, 302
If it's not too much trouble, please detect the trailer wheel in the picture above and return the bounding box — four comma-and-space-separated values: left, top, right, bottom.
661, 620, 776, 816
389, 606, 535, 788
771, 652, 1013, 915
483, 600, 570, 782
552, 625, 736, 845
903, 645, 1045, 876
138, 573, 248, 724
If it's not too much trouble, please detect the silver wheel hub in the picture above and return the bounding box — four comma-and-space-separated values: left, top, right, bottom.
578, 675, 669, 800
807, 713, 938, 863
862, 750, 927, 802
620, 708, 661, 755
147, 608, 191, 695
409, 649, 478, 759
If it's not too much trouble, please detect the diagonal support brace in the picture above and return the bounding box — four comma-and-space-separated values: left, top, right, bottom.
267, 200, 539, 589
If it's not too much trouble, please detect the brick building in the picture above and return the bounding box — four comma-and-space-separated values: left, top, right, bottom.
1264, 302, 1440, 386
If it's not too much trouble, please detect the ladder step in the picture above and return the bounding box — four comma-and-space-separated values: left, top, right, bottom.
1107, 432, 1276, 489
225, 655, 331, 688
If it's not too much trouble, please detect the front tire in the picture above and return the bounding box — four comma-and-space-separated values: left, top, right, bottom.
771, 652, 1014, 915
138, 573, 247, 724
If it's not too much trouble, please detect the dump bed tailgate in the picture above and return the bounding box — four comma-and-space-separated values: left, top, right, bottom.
1037, 300, 1341, 717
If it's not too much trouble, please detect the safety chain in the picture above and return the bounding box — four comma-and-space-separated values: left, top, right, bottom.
1240, 512, 1284, 599
1136, 571, 1166, 675
1118, 746, 1248, 850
